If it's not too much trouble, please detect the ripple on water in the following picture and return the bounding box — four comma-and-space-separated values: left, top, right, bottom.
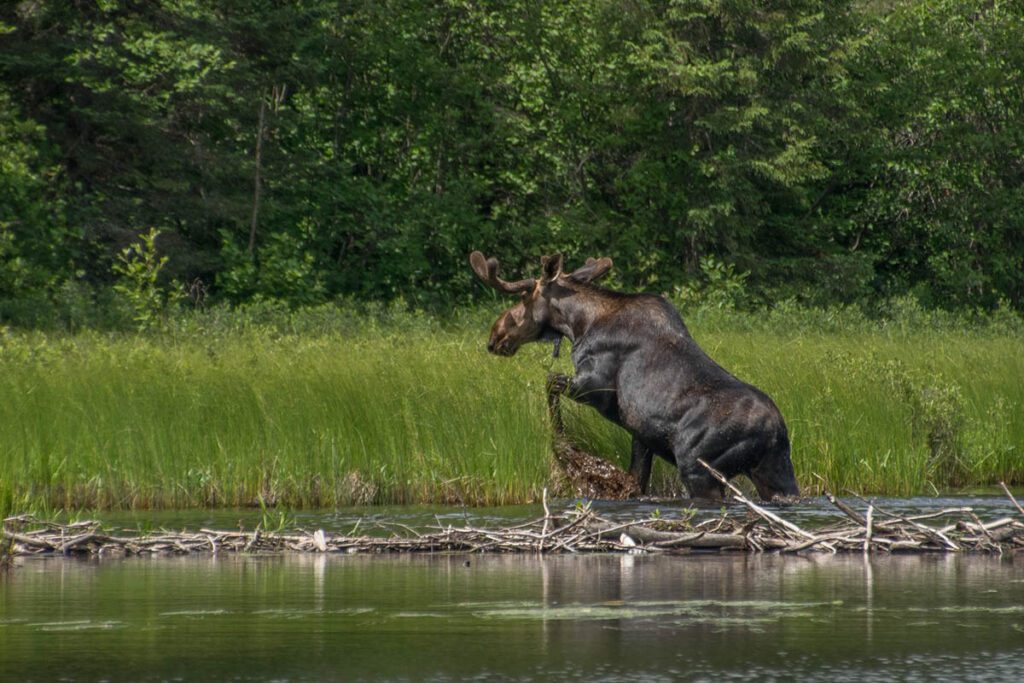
472, 598, 843, 622
31, 620, 124, 632
250, 607, 375, 618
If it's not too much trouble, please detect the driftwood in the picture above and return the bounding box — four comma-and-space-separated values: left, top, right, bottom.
4, 475, 1023, 559
550, 437, 641, 500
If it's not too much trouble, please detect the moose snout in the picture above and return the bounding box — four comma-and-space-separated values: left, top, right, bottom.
486, 334, 515, 356
486, 331, 503, 354
487, 338, 507, 355
487, 316, 509, 355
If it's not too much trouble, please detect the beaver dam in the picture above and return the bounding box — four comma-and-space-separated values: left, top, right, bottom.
6, 467, 1023, 559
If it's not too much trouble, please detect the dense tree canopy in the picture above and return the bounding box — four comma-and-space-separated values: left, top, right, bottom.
1, 0, 1022, 324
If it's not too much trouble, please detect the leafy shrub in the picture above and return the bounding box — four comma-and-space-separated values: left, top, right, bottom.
112, 229, 181, 331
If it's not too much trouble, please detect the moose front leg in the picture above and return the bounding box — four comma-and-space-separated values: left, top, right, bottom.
546, 371, 621, 423
547, 371, 622, 433
546, 373, 572, 436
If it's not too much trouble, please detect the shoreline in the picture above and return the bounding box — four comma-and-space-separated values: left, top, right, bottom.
6, 484, 1023, 560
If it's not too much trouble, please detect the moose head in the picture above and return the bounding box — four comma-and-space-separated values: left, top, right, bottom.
469, 251, 613, 356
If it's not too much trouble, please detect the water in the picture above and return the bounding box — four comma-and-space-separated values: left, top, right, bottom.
3, 497, 1024, 682
56, 491, 1024, 537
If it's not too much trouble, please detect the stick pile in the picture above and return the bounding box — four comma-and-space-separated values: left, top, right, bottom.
4, 477, 1023, 559
3, 507, 1019, 558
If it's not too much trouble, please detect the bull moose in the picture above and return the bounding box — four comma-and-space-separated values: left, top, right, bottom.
470, 251, 799, 501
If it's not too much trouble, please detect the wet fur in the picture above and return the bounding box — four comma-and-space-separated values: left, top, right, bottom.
475, 253, 799, 501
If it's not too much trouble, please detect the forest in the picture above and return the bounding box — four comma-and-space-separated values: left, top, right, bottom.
2, 2, 1024, 510
2, 0, 1022, 327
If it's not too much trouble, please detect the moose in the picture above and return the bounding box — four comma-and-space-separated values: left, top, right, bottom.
470, 251, 799, 501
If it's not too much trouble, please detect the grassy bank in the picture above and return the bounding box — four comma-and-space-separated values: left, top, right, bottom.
1, 304, 1022, 514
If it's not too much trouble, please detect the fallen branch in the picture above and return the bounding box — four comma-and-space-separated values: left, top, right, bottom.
1001, 482, 1024, 517
4, 494, 1023, 559
698, 459, 814, 540
844, 491, 961, 551
864, 505, 873, 555
814, 474, 867, 525
585, 520, 747, 549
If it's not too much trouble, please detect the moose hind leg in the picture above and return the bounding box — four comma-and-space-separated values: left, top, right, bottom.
679, 468, 724, 500
680, 438, 762, 501
676, 453, 726, 500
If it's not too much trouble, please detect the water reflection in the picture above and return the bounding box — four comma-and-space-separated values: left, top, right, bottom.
2, 552, 1022, 681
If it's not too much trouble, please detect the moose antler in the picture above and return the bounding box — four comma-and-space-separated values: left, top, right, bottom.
469, 251, 536, 293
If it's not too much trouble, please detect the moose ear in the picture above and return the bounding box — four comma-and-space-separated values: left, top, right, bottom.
540, 253, 563, 282
568, 257, 613, 283
469, 251, 490, 282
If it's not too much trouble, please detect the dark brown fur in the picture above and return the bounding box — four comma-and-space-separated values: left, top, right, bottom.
471, 251, 799, 501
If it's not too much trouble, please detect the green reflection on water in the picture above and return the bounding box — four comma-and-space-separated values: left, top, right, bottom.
1, 553, 1023, 682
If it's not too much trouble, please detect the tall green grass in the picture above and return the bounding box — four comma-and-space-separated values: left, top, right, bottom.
0, 328, 555, 513
1, 305, 1022, 513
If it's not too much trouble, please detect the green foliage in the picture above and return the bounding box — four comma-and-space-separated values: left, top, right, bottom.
672, 257, 750, 312
0, 0, 1022, 317
112, 228, 180, 330
829, 0, 1024, 309
0, 86, 73, 306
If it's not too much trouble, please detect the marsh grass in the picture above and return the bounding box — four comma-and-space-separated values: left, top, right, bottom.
0, 329, 555, 513
0, 305, 1021, 514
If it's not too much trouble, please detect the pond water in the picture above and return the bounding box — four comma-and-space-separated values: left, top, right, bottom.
3, 497, 1023, 682
51, 491, 1024, 537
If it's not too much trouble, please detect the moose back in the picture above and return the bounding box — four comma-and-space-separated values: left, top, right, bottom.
470, 251, 799, 501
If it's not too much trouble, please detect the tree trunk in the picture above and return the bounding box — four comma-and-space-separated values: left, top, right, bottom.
248, 98, 266, 257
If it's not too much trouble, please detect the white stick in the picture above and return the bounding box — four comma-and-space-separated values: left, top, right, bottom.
697, 459, 814, 540
863, 505, 873, 555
